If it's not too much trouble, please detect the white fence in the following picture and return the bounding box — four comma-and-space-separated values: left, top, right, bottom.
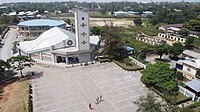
178, 85, 196, 101
129, 56, 146, 69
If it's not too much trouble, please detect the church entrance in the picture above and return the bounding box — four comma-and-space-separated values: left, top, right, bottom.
68, 57, 79, 64
57, 56, 66, 63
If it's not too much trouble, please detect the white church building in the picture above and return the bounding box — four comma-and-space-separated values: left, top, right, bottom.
17, 10, 100, 64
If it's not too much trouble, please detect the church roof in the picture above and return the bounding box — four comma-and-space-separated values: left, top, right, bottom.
18, 27, 76, 53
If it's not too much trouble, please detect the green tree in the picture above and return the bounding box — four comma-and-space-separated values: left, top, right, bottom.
185, 36, 194, 49
178, 29, 189, 37
154, 44, 168, 59
7, 55, 34, 77
169, 43, 183, 59
133, 18, 142, 26
101, 21, 125, 60
141, 62, 177, 93
134, 93, 164, 112
91, 26, 101, 36
184, 19, 200, 32
65, 19, 71, 25
134, 93, 180, 112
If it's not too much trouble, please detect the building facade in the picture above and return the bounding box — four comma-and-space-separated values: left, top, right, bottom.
18, 19, 69, 37
17, 10, 100, 64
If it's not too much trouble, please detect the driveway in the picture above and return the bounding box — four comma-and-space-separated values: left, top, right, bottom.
28, 63, 148, 112
146, 55, 177, 68
0, 28, 17, 60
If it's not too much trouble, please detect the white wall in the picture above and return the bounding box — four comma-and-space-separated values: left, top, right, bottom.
75, 10, 90, 51
182, 64, 197, 77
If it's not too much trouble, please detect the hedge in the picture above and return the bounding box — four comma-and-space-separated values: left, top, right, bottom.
113, 60, 144, 71
150, 87, 192, 105
185, 101, 200, 109
28, 84, 33, 112
176, 97, 192, 105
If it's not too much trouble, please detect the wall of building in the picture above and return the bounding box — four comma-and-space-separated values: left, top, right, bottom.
78, 52, 91, 63
182, 64, 197, 77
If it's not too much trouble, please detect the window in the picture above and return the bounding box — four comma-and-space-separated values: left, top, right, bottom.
82, 17, 84, 20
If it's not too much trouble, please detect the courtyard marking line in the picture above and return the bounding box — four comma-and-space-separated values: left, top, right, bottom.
89, 67, 119, 73
113, 93, 146, 104
104, 84, 141, 93
86, 71, 120, 112
75, 109, 89, 112
99, 79, 139, 88
97, 74, 138, 82
108, 88, 146, 99
70, 75, 91, 112
117, 103, 137, 110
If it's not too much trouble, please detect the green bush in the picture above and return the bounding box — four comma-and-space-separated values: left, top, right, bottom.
176, 97, 192, 105
151, 87, 191, 105
124, 58, 131, 63
97, 56, 112, 63
185, 101, 200, 110
113, 60, 143, 71
176, 71, 184, 80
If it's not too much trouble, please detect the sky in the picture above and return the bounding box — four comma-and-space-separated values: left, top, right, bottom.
0, 0, 199, 4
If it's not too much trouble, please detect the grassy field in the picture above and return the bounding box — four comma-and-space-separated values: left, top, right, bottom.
123, 37, 153, 51
53, 16, 135, 27
0, 79, 30, 112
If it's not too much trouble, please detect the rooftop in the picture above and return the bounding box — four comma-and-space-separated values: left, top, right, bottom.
17, 19, 67, 27
185, 79, 200, 92
160, 24, 183, 30
183, 50, 200, 59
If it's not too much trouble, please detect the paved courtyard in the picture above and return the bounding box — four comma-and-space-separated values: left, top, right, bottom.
30, 62, 148, 112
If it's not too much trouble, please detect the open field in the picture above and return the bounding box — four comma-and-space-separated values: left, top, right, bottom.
0, 79, 30, 112
29, 62, 148, 112
51, 17, 135, 27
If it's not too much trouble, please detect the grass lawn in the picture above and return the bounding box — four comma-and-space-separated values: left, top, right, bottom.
113, 60, 143, 71
0, 79, 30, 112
124, 38, 153, 51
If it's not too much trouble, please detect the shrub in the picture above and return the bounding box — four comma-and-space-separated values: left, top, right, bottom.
176, 97, 192, 105
176, 71, 184, 80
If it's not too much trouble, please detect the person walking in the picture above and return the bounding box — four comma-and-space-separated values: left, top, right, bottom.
100, 95, 103, 101
96, 96, 99, 104
89, 103, 93, 110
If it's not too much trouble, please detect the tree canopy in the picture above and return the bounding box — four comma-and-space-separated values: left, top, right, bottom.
154, 44, 168, 59
7, 55, 34, 77
141, 62, 178, 93
184, 19, 200, 32
134, 93, 180, 112
185, 36, 194, 49
169, 43, 183, 59
133, 18, 142, 26
101, 21, 125, 60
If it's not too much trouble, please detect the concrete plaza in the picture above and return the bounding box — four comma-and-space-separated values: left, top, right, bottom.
31, 62, 148, 112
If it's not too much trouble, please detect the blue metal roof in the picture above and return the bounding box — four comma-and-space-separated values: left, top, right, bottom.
123, 46, 134, 51
17, 19, 66, 27
185, 79, 200, 92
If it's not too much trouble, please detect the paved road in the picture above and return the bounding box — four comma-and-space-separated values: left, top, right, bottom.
146, 55, 176, 68
27, 63, 148, 112
0, 28, 17, 60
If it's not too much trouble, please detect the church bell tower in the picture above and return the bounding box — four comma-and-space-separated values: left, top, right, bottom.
75, 10, 90, 51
